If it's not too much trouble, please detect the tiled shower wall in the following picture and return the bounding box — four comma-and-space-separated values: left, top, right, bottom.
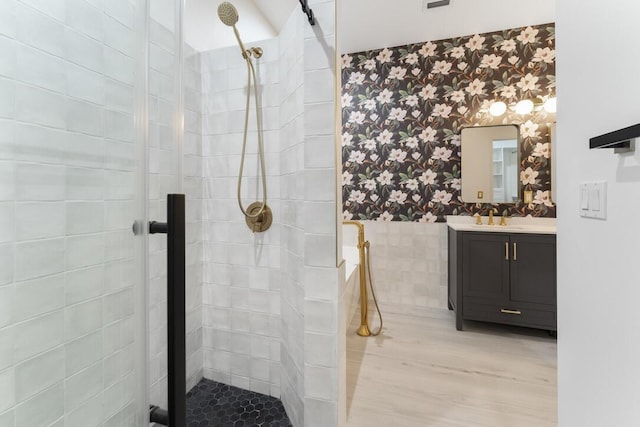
198, 2, 339, 426
0, 0, 143, 425
278, 10, 305, 427
147, 19, 204, 408
200, 37, 283, 398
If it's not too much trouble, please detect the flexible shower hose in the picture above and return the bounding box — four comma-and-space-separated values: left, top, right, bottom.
237, 55, 267, 219
364, 241, 383, 336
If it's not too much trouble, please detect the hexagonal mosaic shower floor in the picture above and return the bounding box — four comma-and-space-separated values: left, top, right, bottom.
186, 379, 293, 426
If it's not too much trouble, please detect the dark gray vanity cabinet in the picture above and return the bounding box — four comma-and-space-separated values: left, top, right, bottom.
448, 228, 557, 332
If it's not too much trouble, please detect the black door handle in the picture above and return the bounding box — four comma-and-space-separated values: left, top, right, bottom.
149, 194, 186, 427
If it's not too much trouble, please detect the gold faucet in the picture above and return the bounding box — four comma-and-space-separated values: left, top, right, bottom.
500, 211, 508, 226
488, 208, 497, 225
475, 214, 483, 225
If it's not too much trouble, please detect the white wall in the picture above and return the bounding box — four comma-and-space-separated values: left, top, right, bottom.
339, 0, 555, 53
556, 1, 640, 425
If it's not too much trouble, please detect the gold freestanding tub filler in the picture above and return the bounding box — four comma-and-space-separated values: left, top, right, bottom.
343, 221, 383, 337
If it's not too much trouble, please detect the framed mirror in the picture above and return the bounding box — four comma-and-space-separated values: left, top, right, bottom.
460, 124, 520, 204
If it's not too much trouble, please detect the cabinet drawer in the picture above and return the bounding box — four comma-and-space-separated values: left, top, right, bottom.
463, 299, 556, 330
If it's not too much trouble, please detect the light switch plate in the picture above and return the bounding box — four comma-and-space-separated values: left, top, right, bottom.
579, 181, 607, 219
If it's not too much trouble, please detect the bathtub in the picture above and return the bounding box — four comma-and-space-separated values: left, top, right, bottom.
343, 245, 361, 328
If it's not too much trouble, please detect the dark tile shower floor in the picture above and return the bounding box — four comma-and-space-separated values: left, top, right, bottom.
186, 379, 293, 427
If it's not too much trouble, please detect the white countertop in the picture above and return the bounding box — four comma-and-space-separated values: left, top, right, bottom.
446, 215, 556, 235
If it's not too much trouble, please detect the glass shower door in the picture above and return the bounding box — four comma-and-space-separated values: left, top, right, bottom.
0, 0, 149, 425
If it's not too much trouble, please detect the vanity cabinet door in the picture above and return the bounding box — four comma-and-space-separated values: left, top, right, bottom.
509, 234, 557, 306
461, 233, 510, 301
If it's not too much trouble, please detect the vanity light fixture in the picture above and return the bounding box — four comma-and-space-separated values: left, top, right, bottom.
488, 101, 507, 117
515, 99, 535, 115
487, 97, 557, 116
544, 97, 557, 113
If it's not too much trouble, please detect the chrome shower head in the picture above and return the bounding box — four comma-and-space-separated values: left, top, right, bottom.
217, 2, 239, 26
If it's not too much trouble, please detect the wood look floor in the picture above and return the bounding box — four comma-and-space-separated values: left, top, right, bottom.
346, 304, 557, 427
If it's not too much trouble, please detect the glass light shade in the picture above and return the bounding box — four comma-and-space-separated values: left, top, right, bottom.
515, 99, 534, 114
544, 97, 557, 113
489, 101, 507, 117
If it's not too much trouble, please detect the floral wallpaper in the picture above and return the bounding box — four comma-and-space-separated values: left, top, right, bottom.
341, 23, 556, 222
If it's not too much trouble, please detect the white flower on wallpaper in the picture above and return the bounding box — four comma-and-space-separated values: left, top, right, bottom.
341, 23, 556, 222
431, 104, 452, 118
342, 54, 353, 69
501, 39, 517, 52
521, 120, 540, 138
363, 178, 376, 191
405, 53, 419, 65
389, 66, 407, 80
431, 147, 452, 162
419, 127, 437, 142
389, 190, 408, 204
363, 99, 376, 110
342, 132, 353, 147
466, 79, 486, 96
450, 90, 466, 103
377, 170, 394, 186
363, 139, 377, 151
405, 137, 419, 149
532, 142, 550, 159
342, 93, 353, 108
419, 212, 437, 223
432, 190, 453, 205
521, 167, 539, 185
363, 59, 376, 70
480, 54, 502, 69
517, 73, 540, 92
501, 85, 517, 99
342, 171, 353, 186
419, 41, 437, 57
377, 88, 394, 104
432, 60, 452, 75
348, 151, 365, 164
377, 129, 394, 145
349, 190, 366, 204
450, 46, 465, 59
405, 179, 419, 191
377, 48, 393, 63
389, 148, 408, 163
533, 47, 556, 63
405, 95, 419, 107
465, 34, 485, 51
534, 190, 554, 207
389, 108, 407, 121
348, 111, 365, 124
419, 84, 437, 100
517, 26, 539, 44
419, 170, 438, 186
348, 72, 365, 85
378, 212, 394, 221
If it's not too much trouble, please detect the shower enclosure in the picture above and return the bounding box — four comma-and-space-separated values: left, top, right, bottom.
0, 0, 340, 425
0, 0, 184, 424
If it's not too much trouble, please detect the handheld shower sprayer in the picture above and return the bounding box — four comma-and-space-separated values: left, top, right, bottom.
216, 2, 271, 232
217, 2, 262, 59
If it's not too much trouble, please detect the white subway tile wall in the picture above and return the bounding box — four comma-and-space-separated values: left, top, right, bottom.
302, 1, 340, 423
344, 221, 449, 310
200, 32, 284, 400
0, 0, 142, 424
279, 10, 306, 427
147, 18, 205, 407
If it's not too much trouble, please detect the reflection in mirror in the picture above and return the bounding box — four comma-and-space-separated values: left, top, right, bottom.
460, 125, 520, 204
